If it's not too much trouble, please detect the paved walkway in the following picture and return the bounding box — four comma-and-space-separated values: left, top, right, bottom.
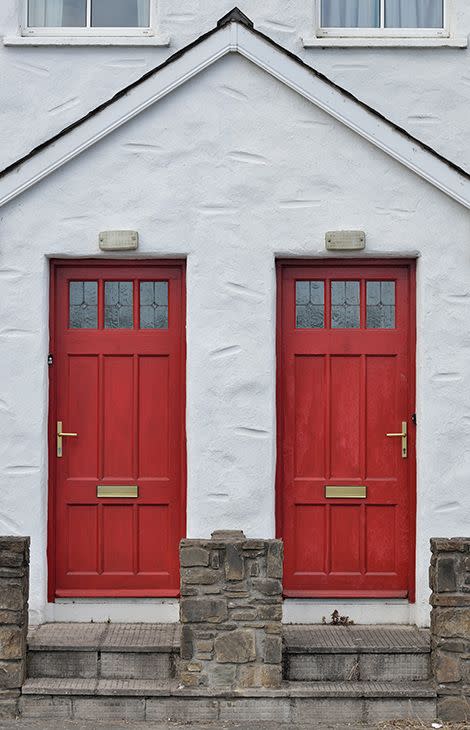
0, 721, 465, 729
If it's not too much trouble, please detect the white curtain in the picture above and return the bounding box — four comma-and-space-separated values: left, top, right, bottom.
137, 0, 150, 27
385, 0, 443, 28
321, 0, 380, 27
28, 0, 64, 26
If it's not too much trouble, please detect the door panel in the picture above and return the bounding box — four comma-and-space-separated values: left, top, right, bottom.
50, 261, 185, 598
277, 261, 415, 598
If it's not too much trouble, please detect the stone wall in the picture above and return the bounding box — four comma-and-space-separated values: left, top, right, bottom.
179, 531, 283, 689
430, 537, 470, 722
0, 537, 29, 719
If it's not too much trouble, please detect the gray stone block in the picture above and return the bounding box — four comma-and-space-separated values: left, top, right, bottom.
180, 598, 227, 624
0, 660, 25, 689
366, 698, 436, 722
27, 651, 97, 678
100, 651, 171, 679
264, 635, 282, 664
0, 627, 25, 660
225, 544, 244, 581
219, 698, 291, 722
360, 653, 430, 681
438, 695, 470, 722
146, 698, 218, 722
288, 653, 359, 681
19, 696, 72, 719
214, 630, 256, 663
292, 698, 364, 724
437, 557, 457, 592
72, 697, 145, 721
180, 546, 210, 567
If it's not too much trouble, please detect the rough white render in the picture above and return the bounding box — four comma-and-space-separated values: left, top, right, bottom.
1, 1, 470, 172
0, 53, 469, 625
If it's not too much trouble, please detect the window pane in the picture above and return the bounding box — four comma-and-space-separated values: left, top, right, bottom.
321, 0, 380, 27
140, 281, 168, 329
367, 281, 396, 329
91, 0, 150, 27
104, 282, 133, 329
69, 281, 98, 328
296, 281, 325, 329
385, 0, 443, 27
331, 281, 360, 328
28, 0, 86, 27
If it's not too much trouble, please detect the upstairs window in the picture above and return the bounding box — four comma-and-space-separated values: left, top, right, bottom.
26, 0, 151, 33
315, 0, 457, 41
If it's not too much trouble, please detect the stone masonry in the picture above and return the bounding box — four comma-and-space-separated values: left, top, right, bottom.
179, 531, 283, 689
0, 537, 29, 719
430, 537, 470, 723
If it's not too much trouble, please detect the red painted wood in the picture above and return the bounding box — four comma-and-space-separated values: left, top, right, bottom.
49, 261, 186, 598
277, 260, 416, 598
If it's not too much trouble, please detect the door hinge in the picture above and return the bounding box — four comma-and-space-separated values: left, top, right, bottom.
48, 354, 53, 366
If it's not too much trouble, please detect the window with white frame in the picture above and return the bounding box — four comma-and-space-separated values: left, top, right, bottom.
318, 0, 448, 37
25, 0, 151, 34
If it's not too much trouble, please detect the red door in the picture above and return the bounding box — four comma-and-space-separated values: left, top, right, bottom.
277, 260, 416, 598
49, 261, 185, 598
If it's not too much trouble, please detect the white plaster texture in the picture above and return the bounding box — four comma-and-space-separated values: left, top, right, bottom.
1, 1, 470, 171
0, 53, 469, 626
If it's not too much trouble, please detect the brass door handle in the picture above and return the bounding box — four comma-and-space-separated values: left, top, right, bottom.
57, 421, 78, 458
386, 421, 407, 458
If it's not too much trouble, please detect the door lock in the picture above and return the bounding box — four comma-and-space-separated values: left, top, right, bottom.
57, 421, 78, 458
386, 421, 407, 458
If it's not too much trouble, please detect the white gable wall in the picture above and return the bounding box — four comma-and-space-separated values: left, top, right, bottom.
1, 1, 470, 171
0, 55, 468, 625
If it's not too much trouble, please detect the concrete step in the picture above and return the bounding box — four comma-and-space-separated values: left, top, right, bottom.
20, 678, 437, 724
27, 623, 179, 680
283, 625, 431, 681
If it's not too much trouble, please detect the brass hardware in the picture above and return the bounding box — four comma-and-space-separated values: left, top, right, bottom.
386, 420, 408, 458
325, 486, 367, 499
57, 421, 78, 458
97, 485, 138, 498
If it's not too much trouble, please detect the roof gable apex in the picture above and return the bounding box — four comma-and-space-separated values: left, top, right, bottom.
0, 10, 469, 209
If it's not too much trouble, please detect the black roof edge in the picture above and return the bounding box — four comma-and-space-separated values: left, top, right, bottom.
217, 8, 254, 29
1, 7, 468, 185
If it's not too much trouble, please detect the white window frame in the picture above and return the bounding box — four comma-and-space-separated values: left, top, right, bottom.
303, 0, 467, 47
3, 0, 169, 45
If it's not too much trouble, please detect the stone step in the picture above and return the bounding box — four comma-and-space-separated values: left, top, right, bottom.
27, 623, 179, 680
20, 678, 437, 724
283, 625, 431, 681
27, 623, 432, 682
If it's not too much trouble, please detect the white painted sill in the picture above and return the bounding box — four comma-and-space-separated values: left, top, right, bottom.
3, 34, 170, 46
302, 35, 468, 47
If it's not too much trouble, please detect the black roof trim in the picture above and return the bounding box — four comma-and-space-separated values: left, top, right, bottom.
1, 8, 468, 185
217, 8, 254, 29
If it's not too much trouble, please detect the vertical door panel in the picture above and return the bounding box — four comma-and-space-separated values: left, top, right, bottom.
67, 356, 99, 479
102, 356, 134, 480
294, 356, 326, 478
138, 356, 169, 479
330, 355, 361, 479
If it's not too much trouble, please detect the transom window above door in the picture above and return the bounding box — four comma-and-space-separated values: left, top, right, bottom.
295, 279, 396, 329
69, 279, 169, 329
305, 0, 466, 47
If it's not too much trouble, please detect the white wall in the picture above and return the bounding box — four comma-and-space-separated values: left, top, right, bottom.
0, 54, 469, 626
1, 0, 470, 172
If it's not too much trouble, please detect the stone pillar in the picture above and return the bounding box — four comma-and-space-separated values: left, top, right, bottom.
179, 531, 283, 689
430, 537, 470, 723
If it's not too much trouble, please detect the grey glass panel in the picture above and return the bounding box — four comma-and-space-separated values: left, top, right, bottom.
331, 281, 360, 328
385, 0, 443, 28
69, 281, 98, 328
104, 281, 133, 329
28, 0, 86, 27
91, 0, 150, 27
140, 281, 168, 329
296, 281, 325, 329
367, 281, 396, 329
321, 0, 380, 27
